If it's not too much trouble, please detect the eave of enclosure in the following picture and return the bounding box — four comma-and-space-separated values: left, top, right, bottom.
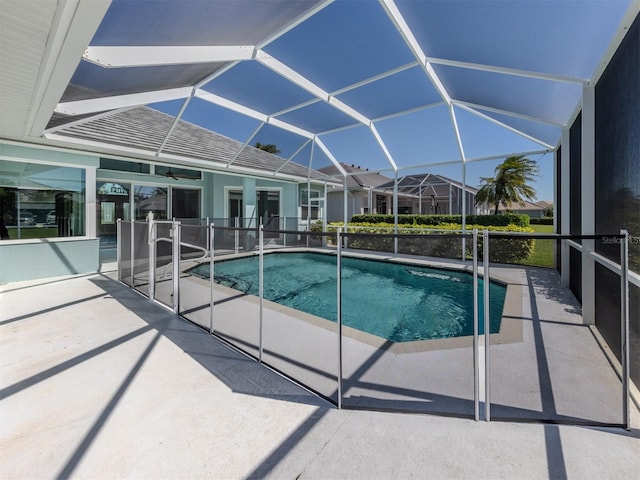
42, 131, 324, 184
55, 87, 192, 115
82, 45, 255, 67
25, 0, 112, 138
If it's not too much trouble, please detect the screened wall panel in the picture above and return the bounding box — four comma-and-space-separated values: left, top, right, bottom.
594, 263, 640, 386
555, 147, 562, 275
569, 113, 581, 237
595, 13, 640, 275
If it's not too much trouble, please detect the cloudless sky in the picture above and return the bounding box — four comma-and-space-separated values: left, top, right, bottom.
141, 0, 631, 203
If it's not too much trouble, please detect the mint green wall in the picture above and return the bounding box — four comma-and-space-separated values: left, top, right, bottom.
0, 239, 99, 283
209, 173, 299, 219
0, 141, 99, 167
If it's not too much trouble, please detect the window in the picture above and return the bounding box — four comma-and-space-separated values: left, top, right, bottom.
100, 158, 150, 174
300, 188, 321, 221
134, 186, 167, 220
96, 181, 131, 247
156, 165, 201, 180
0, 160, 85, 240
172, 188, 201, 219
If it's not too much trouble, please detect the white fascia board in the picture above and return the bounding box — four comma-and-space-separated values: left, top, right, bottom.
314, 137, 347, 177
380, 0, 451, 104
456, 102, 555, 150
369, 123, 398, 172
27, 0, 112, 137
427, 57, 587, 85
195, 89, 268, 122
83, 45, 255, 68
256, 50, 329, 100
56, 87, 192, 115
44, 133, 312, 183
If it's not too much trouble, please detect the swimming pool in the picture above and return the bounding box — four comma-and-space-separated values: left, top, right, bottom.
188, 252, 505, 342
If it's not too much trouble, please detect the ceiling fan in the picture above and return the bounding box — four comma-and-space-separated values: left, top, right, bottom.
164, 167, 178, 180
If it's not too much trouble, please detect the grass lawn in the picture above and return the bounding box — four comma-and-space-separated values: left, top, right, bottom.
526, 224, 555, 268
7, 226, 58, 240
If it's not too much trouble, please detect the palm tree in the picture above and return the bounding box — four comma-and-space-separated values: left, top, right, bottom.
475, 155, 539, 215
254, 142, 281, 154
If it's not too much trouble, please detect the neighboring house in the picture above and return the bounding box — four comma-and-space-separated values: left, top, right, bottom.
495, 200, 549, 218
376, 173, 487, 216
318, 166, 487, 221
318, 163, 398, 221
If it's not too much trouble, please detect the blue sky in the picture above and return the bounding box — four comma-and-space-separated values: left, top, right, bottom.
134, 0, 631, 204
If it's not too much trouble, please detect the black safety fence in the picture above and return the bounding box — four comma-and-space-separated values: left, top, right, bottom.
117, 219, 632, 428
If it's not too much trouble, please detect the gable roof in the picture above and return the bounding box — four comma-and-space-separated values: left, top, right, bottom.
318, 163, 392, 189
46, 106, 337, 183
376, 173, 479, 197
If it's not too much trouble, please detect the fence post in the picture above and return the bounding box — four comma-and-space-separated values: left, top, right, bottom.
336, 227, 343, 409
473, 229, 479, 421
483, 229, 490, 422
172, 220, 181, 314
148, 213, 156, 301
209, 223, 215, 335
620, 229, 630, 430
130, 219, 135, 288
117, 219, 122, 282
234, 217, 239, 254
259, 224, 264, 363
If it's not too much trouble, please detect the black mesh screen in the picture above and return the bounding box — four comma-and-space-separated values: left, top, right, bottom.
595, 14, 640, 274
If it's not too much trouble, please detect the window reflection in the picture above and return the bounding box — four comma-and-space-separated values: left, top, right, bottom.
0, 160, 85, 240
134, 186, 167, 220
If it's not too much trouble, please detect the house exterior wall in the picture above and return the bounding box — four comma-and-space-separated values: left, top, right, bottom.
1, 142, 100, 282
0, 140, 316, 283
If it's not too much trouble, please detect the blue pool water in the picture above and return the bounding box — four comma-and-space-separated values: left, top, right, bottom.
189, 252, 505, 342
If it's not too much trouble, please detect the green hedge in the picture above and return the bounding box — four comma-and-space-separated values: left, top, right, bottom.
529, 217, 554, 225
351, 213, 530, 228
323, 222, 535, 264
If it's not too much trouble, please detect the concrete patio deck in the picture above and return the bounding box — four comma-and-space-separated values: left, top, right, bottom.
1, 270, 639, 479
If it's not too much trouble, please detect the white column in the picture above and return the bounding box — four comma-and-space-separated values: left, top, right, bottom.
86, 166, 97, 238
560, 127, 571, 288
581, 85, 596, 324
